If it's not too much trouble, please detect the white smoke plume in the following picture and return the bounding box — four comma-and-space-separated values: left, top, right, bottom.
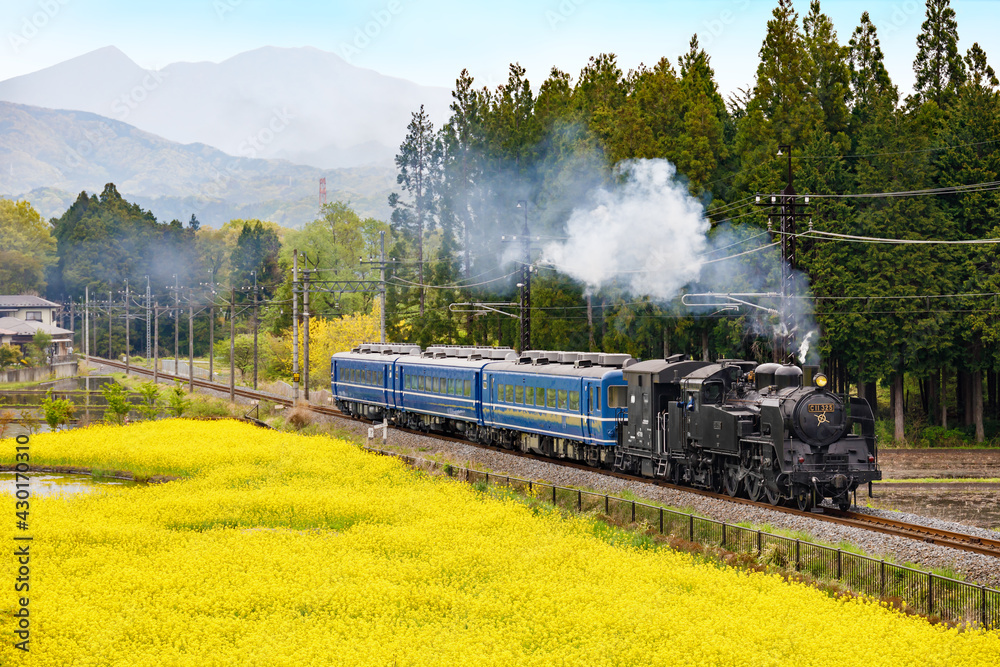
542, 157, 820, 363
541, 159, 709, 299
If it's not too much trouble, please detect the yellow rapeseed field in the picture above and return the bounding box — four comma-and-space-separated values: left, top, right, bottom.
1, 420, 998, 665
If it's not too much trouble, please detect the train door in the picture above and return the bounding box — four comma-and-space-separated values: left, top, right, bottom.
583, 381, 594, 444
484, 374, 495, 425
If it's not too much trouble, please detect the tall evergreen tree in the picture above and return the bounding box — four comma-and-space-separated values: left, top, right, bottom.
912, 0, 966, 108
847, 11, 897, 122
389, 105, 440, 316
802, 1, 850, 136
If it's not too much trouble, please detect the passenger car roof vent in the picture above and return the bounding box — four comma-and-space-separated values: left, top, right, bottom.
574, 359, 594, 368
598, 353, 632, 368
532, 356, 551, 365
558, 352, 579, 364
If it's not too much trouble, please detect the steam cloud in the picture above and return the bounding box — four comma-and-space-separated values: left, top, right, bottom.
542, 159, 709, 299
542, 157, 820, 363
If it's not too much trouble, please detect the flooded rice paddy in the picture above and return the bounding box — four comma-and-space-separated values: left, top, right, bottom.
0, 472, 137, 497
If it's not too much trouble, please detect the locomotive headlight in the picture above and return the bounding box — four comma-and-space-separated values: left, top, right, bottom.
814, 374, 828, 389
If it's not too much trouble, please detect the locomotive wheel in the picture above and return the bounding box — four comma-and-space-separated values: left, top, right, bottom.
763, 455, 783, 505
723, 466, 742, 498
793, 487, 814, 512
709, 468, 724, 494
745, 471, 763, 502
671, 463, 683, 486
763, 482, 781, 506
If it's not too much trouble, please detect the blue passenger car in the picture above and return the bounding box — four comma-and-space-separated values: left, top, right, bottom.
481, 352, 630, 464
332, 345, 632, 468
331, 344, 420, 420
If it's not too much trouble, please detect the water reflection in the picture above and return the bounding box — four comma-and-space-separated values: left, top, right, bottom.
0, 472, 136, 497
0, 376, 124, 430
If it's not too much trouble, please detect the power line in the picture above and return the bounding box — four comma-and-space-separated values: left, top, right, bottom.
390, 270, 519, 290
803, 230, 1000, 245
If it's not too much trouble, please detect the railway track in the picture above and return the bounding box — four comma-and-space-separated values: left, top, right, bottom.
82, 355, 1000, 558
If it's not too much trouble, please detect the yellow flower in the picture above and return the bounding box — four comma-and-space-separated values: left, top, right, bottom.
1, 420, 997, 665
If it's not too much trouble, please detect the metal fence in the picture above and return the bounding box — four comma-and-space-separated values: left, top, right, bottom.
365, 446, 1000, 630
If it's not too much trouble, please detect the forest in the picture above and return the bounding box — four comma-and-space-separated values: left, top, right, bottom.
383, 0, 1000, 445
1, 0, 999, 446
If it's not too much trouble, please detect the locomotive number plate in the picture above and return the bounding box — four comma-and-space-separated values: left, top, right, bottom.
808, 403, 835, 413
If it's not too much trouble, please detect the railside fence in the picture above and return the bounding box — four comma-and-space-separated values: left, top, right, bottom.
364, 445, 1000, 630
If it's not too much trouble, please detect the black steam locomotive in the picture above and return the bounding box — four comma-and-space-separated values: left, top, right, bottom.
614, 356, 881, 510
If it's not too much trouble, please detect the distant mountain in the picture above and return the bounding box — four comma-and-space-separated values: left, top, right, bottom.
0, 101, 396, 227
0, 46, 451, 169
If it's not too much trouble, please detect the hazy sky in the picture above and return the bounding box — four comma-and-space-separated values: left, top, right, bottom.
3, 0, 999, 98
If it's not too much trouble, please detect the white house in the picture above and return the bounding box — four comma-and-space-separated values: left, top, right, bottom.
0, 295, 61, 326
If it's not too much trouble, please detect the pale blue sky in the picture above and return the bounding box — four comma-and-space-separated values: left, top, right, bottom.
2, 0, 999, 98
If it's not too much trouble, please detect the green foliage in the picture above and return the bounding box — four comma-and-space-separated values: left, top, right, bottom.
40, 389, 75, 431
29, 330, 53, 365
0, 198, 55, 293
100, 382, 133, 426
166, 382, 191, 418
0, 345, 22, 370
135, 381, 161, 421
230, 219, 282, 298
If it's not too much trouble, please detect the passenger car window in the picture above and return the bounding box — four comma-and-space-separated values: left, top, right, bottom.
447, 378, 455, 395
558, 390, 568, 409
464, 380, 471, 397
505, 385, 514, 403
525, 387, 534, 405
547, 389, 557, 408
536, 388, 546, 407
608, 386, 626, 408
569, 391, 580, 411
515, 385, 524, 404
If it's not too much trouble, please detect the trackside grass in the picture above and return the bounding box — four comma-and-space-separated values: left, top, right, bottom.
2, 420, 999, 666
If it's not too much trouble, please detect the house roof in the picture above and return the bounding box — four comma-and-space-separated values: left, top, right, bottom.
0, 295, 61, 309
0, 317, 72, 337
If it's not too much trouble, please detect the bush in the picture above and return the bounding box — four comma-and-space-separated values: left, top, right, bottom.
166, 382, 191, 418
41, 389, 76, 431
101, 382, 133, 426
287, 402, 313, 430
0, 344, 22, 370
135, 382, 161, 421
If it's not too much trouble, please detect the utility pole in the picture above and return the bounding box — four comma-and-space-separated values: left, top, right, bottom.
380, 231, 386, 343
153, 303, 159, 384
188, 304, 194, 392
513, 200, 532, 352
124, 280, 130, 374
84, 286, 89, 359
145, 275, 151, 359
292, 250, 299, 402
229, 288, 235, 402
108, 290, 112, 360
754, 144, 810, 362
252, 271, 258, 390
303, 267, 310, 401
173, 274, 179, 375
209, 283, 215, 384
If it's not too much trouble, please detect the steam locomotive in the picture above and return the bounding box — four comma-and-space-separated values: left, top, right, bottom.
616, 356, 880, 511
332, 346, 880, 510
